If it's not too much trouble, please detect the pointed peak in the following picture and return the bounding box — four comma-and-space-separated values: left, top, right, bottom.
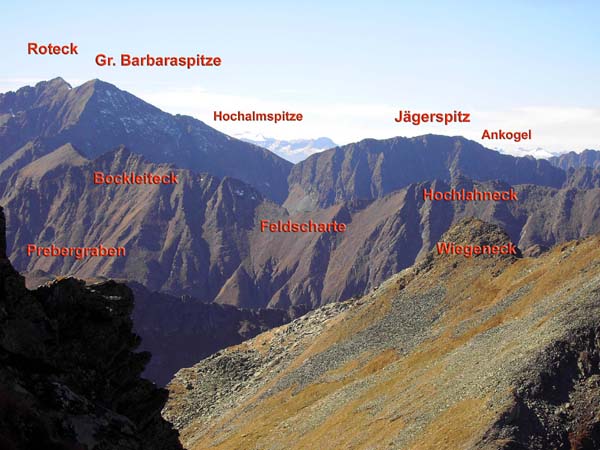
440, 218, 521, 256
218, 176, 263, 201
72, 79, 164, 117
47, 77, 71, 88
84, 78, 114, 87
55, 142, 89, 159
32, 77, 72, 93
313, 137, 336, 147
77, 78, 119, 93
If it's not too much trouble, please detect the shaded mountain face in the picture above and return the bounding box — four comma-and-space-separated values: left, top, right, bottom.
230, 177, 600, 310
129, 282, 290, 387
0, 79, 594, 311
565, 166, 600, 189
0, 78, 291, 203
549, 149, 600, 170
5, 146, 600, 312
165, 219, 600, 450
0, 206, 182, 450
1, 145, 278, 298
284, 134, 566, 212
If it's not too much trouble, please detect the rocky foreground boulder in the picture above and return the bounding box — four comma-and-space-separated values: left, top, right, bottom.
166, 218, 600, 450
0, 206, 182, 450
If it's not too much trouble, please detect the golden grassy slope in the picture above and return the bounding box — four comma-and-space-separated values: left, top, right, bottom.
167, 222, 600, 450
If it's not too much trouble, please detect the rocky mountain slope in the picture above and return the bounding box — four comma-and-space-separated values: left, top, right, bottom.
549, 149, 600, 171
4, 146, 600, 311
284, 135, 565, 212
565, 166, 600, 189
165, 218, 600, 450
233, 177, 600, 310
1, 145, 274, 296
1, 79, 598, 313
0, 78, 291, 202
0, 206, 182, 450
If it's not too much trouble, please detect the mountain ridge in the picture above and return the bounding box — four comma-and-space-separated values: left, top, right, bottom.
2, 78, 599, 312
0, 78, 292, 203
285, 134, 566, 212
6, 145, 600, 311
548, 149, 600, 170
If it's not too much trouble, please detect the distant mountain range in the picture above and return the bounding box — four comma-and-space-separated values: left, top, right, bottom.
1, 80, 599, 310
235, 132, 336, 163
1, 78, 600, 390
2, 139, 599, 313
284, 135, 566, 212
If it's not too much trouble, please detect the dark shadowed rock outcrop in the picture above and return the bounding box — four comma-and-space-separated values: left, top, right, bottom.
0, 206, 182, 450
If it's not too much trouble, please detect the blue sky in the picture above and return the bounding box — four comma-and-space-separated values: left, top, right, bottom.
1, 1, 599, 155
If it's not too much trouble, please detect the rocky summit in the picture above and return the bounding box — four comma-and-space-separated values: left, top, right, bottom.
165, 218, 600, 450
0, 206, 182, 450
0, 78, 291, 203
